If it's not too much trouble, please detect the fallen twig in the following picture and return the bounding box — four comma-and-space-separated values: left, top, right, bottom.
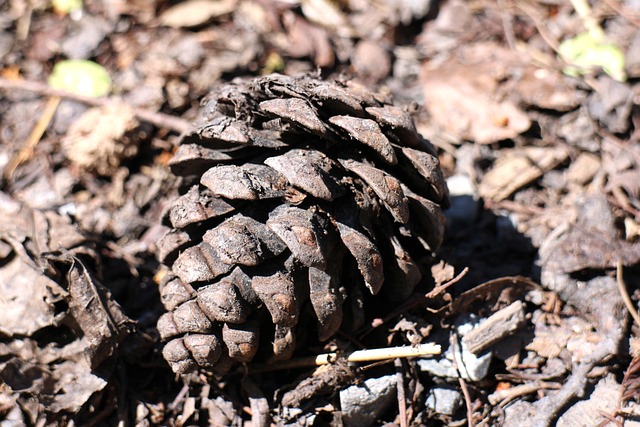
0, 76, 192, 134
4, 95, 60, 179
394, 358, 408, 427
488, 381, 562, 406
450, 333, 476, 427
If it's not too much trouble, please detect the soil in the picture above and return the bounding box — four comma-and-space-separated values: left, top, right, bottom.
1, 0, 640, 426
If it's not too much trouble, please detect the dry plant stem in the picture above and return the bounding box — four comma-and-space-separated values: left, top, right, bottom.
450, 333, 475, 427
394, 358, 408, 427
247, 343, 441, 373
0, 76, 192, 134
488, 381, 561, 406
167, 383, 190, 413
570, 0, 606, 39
4, 95, 60, 179
616, 261, 640, 327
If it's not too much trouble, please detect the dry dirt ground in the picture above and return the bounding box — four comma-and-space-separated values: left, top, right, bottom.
1, 0, 640, 426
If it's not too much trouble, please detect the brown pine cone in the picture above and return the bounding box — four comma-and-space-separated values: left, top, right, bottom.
156, 74, 449, 375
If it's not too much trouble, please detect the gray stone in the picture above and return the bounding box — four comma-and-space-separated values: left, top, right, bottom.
340, 375, 397, 427
425, 387, 463, 415
417, 315, 492, 381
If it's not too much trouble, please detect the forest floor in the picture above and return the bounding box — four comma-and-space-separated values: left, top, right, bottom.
2, 0, 640, 426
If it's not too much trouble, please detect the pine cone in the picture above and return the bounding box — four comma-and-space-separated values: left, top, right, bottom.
156, 74, 449, 375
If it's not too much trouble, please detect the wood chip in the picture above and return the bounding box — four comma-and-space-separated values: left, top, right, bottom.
462, 301, 527, 354
478, 146, 569, 202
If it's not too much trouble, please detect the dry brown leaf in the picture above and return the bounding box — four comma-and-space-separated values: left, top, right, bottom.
0, 256, 62, 336
506, 68, 584, 112
420, 43, 531, 144
62, 103, 138, 176
159, 0, 236, 28
478, 146, 569, 202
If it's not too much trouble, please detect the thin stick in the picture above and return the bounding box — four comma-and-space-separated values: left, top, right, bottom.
394, 358, 408, 427
0, 76, 192, 134
488, 381, 561, 406
450, 334, 475, 427
616, 261, 640, 327
570, 0, 606, 39
4, 95, 61, 179
247, 343, 441, 374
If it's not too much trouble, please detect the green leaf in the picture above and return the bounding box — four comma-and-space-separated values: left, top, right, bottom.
559, 32, 626, 82
48, 60, 112, 97
51, 0, 83, 14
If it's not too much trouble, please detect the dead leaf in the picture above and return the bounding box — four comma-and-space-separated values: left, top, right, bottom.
62, 103, 138, 176
507, 68, 584, 112
64, 257, 134, 368
0, 339, 108, 414
420, 43, 531, 144
540, 226, 640, 274
0, 256, 62, 336
159, 0, 236, 28
478, 146, 569, 202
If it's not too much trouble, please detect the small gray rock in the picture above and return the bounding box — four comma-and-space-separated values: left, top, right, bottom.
417, 315, 492, 381
340, 375, 397, 427
426, 387, 463, 415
